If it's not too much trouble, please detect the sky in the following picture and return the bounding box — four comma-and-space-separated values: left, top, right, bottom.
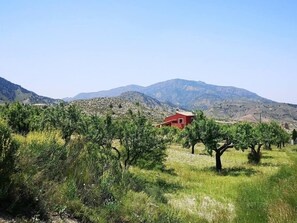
0, 0, 296, 103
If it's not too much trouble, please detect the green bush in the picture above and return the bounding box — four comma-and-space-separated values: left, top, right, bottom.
0, 118, 17, 200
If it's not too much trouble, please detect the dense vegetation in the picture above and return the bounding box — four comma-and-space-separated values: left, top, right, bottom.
0, 102, 296, 222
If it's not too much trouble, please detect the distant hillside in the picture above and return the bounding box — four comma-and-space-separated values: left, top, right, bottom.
205, 101, 297, 129
66, 85, 145, 101
0, 76, 58, 104
141, 79, 271, 110
67, 78, 297, 128
70, 91, 180, 122
66, 79, 270, 110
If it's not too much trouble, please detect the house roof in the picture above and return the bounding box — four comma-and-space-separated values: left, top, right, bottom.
176, 111, 195, 116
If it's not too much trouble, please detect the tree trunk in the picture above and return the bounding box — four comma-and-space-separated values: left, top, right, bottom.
215, 152, 222, 172
191, 144, 195, 154
248, 146, 261, 164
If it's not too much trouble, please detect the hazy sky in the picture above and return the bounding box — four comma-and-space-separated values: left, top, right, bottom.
0, 1, 296, 103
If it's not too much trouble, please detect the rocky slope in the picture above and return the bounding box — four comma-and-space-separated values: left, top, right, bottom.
70, 91, 180, 122
66, 79, 270, 110
0, 77, 58, 104
67, 79, 297, 128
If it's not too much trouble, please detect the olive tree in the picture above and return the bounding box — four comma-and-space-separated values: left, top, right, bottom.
38, 103, 84, 144
269, 122, 290, 148
180, 111, 206, 154
116, 112, 167, 170
233, 122, 264, 164
201, 119, 235, 172
181, 111, 236, 171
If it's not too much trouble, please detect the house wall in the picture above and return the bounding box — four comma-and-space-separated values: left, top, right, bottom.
164, 113, 194, 129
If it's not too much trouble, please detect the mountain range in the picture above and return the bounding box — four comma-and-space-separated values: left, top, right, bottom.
70, 91, 180, 122
1, 76, 297, 128
67, 78, 297, 128
0, 77, 58, 104
66, 79, 271, 110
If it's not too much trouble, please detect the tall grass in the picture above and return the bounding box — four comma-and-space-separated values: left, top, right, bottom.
3, 131, 297, 222
131, 144, 297, 223
235, 147, 297, 223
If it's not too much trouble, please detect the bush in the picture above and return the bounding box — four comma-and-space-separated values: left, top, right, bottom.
0, 119, 17, 200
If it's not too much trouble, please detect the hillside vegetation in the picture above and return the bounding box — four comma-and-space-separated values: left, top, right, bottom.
70, 91, 179, 122
67, 78, 297, 129
0, 103, 296, 222
1, 76, 297, 128
68, 79, 267, 106
206, 101, 297, 129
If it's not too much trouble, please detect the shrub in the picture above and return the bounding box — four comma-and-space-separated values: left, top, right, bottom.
0, 119, 17, 200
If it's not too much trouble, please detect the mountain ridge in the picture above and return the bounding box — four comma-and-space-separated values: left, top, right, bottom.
70, 91, 180, 122
2, 76, 297, 128
0, 76, 58, 104
65, 78, 297, 128
66, 84, 145, 101
66, 78, 272, 109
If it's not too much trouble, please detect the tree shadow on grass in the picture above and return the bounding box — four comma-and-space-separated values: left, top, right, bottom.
262, 155, 274, 159
161, 167, 177, 176
127, 172, 183, 203
202, 166, 258, 177
259, 162, 280, 167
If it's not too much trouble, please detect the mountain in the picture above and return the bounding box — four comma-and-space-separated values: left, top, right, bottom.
205, 100, 297, 128
0, 77, 58, 104
141, 79, 271, 110
67, 79, 270, 110
70, 91, 180, 122
67, 79, 297, 128
65, 85, 145, 101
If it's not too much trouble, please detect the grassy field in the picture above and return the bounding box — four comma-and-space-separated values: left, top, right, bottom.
131, 144, 297, 223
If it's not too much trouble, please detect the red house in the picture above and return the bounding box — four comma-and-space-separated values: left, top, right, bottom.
159, 111, 195, 129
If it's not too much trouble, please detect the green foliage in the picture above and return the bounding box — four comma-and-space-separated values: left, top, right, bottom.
233, 122, 290, 164
180, 111, 206, 154
201, 119, 222, 156
82, 114, 115, 149
0, 119, 17, 200
1, 102, 33, 134
118, 111, 167, 170
9, 131, 123, 220
38, 103, 84, 144
158, 126, 180, 144
269, 121, 290, 149
1, 103, 295, 222
181, 111, 235, 171
65, 138, 122, 209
